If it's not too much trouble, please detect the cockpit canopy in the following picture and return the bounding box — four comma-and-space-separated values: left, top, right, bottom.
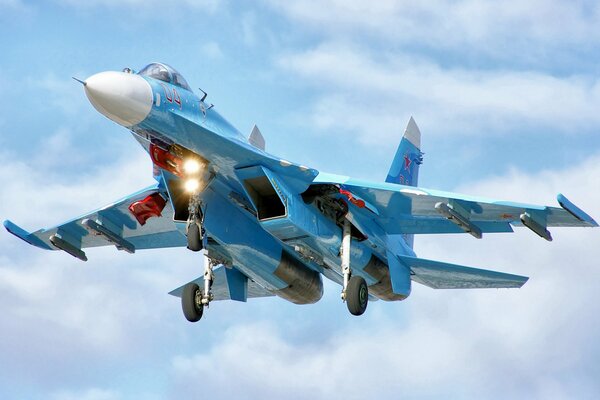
138, 62, 192, 92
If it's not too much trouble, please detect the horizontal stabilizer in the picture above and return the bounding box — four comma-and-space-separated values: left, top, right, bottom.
398, 255, 528, 289
169, 265, 274, 302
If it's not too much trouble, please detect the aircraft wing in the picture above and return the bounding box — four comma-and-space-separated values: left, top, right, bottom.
312, 173, 597, 238
3, 184, 185, 261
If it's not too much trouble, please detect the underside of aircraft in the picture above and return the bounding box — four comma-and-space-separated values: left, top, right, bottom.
5, 62, 597, 322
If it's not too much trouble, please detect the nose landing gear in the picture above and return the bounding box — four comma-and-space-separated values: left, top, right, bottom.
186, 193, 205, 252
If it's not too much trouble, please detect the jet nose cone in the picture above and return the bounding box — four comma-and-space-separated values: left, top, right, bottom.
84, 71, 153, 127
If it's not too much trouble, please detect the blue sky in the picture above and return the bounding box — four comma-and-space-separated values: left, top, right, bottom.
1, 1, 600, 399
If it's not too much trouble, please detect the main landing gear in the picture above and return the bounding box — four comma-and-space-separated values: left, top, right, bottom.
340, 219, 368, 316
181, 256, 215, 323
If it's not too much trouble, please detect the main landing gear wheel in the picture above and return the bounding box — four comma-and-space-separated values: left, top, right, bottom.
186, 223, 203, 252
182, 283, 203, 322
346, 275, 368, 316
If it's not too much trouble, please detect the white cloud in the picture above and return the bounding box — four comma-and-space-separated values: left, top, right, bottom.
2, 130, 598, 399
25, 73, 98, 123
267, 1, 600, 60
0, 143, 200, 390
2, 2, 598, 398
277, 43, 600, 145
241, 12, 258, 46
51, 388, 121, 400
0, 141, 153, 229
200, 41, 224, 60
0, 0, 27, 9
57, 0, 223, 13
169, 152, 600, 399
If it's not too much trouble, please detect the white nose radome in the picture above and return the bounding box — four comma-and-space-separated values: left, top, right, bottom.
84, 71, 153, 127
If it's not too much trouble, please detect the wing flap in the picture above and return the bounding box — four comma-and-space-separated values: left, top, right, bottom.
399, 255, 529, 289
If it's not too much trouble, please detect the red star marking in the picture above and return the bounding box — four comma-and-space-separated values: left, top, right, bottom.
403, 154, 412, 171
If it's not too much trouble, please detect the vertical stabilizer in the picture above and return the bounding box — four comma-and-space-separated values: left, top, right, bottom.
385, 117, 423, 187
386, 117, 423, 249
249, 125, 266, 151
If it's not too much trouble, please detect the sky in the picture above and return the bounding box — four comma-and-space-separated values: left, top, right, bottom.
1, 1, 600, 399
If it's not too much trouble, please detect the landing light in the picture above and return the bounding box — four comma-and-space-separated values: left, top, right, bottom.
185, 179, 200, 193
183, 159, 201, 174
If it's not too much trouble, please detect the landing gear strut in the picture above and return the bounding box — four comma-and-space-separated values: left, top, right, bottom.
340, 219, 368, 316
186, 193, 205, 252
181, 255, 214, 323
202, 257, 214, 307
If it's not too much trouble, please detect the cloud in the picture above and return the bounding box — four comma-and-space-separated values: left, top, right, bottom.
26, 74, 88, 118
2, 111, 599, 398
199, 41, 224, 60
276, 43, 600, 146
0, 0, 28, 10
1, 2, 598, 398
168, 152, 600, 399
170, 321, 481, 399
57, 0, 223, 14
0, 147, 153, 229
267, 1, 600, 63
0, 142, 198, 390
241, 12, 258, 46
51, 388, 121, 400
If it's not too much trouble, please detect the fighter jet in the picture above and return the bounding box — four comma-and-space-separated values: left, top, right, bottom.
4, 63, 597, 322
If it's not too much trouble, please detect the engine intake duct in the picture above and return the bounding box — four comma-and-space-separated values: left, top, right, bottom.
243, 175, 286, 220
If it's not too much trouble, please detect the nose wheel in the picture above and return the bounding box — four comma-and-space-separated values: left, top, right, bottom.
340, 219, 368, 316
186, 193, 205, 252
